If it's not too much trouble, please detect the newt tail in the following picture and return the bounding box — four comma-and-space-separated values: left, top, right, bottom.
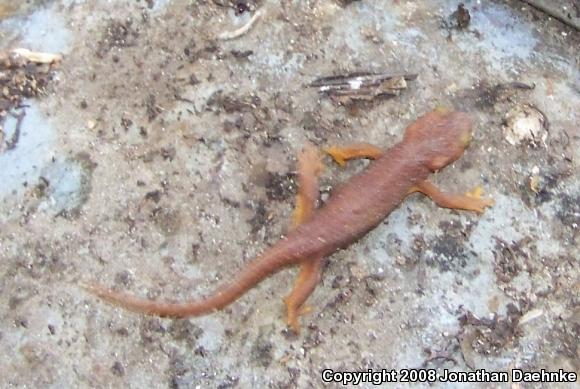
83, 241, 305, 318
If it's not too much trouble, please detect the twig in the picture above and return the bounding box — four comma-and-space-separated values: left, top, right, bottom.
5, 110, 25, 150
11, 48, 62, 64
174, 93, 195, 105
517, 0, 580, 31
309, 72, 417, 104
309, 72, 417, 88
218, 9, 264, 40
421, 353, 458, 368
496, 81, 535, 90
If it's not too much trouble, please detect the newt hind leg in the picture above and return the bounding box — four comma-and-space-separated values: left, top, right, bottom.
286, 142, 384, 332
284, 259, 323, 333
291, 145, 324, 226
285, 144, 325, 333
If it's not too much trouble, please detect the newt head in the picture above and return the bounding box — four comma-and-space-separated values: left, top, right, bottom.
403, 109, 473, 171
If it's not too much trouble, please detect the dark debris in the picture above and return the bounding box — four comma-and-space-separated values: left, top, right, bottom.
250, 326, 275, 368
459, 304, 524, 356
264, 172, 296, 202
426, 220, 473, 272
0, 52, 56, 151
96, 18, 140, 58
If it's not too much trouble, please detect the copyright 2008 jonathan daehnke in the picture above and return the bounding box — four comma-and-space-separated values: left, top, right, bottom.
321, 368, 577, 385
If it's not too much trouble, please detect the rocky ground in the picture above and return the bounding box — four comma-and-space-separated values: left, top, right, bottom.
0, 0, 578, 388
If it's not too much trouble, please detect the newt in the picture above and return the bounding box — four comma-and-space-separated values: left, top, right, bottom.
85, 108, 494, 333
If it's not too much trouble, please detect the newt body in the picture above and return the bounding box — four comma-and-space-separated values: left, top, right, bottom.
86, 109, 493, 331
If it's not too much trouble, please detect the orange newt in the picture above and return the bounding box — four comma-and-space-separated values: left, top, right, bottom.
85, 108, 494, 333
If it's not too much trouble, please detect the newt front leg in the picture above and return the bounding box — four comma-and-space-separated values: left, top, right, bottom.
410, 181, 494, 213
324, 143, 383, 166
